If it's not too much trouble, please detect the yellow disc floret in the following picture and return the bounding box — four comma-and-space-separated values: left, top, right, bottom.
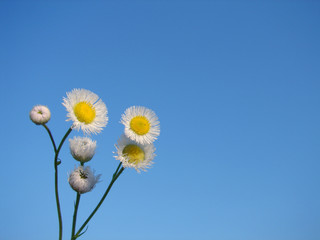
73, 101, 96, 124
130, 116, 150, 135
122, 144, 145, 165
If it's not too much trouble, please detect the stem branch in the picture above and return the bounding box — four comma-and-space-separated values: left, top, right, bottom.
43, 124, 57, 153
74, 163, 124, 239
55, 127, 73, 240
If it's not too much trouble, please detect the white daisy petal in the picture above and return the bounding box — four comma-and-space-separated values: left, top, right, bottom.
29, 105, 51, 125
114, 135, 156, 173
68, 166, 101, 194
69, 136, 97, 162
62, 89, 108, 134
121, 106, 160, 144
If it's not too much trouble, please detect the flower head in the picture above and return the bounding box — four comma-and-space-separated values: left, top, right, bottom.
69, 136, 97, 162
114, 135, 156, 172
62, 89, 108, 134
29, 105, 51, 125
68, 166, 101, 194
121, 106, 160, 144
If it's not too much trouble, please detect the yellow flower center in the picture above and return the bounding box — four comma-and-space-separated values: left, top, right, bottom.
130, 116, 150, 135
122, 144, 145, 165
73, 101, 96, 124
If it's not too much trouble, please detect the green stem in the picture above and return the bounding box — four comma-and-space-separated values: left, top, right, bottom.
43, 124, 57, 153
71, 162, 84, 239
71, 193, 81, 239
74, 163, 125, 239
55, 127, 73, 240
113, 162, 122, 178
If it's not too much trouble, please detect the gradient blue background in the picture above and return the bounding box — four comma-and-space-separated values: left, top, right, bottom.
1, 1, 320, 240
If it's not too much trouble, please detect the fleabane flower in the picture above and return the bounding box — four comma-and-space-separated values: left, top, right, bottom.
115, 135, 156, 173
68, 166, 101, 194
121, 106, 160, 144
29, 105, 51, 125
62, 88, 108, 134
69, 136, 97, 162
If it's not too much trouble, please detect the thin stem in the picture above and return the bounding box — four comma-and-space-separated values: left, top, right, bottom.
56, 127, 73, 156
71, 193, 81, 239
43, 124, 57, 153
113, 162, 122, 178
55, 127, 73, 240
74, 164, 125, 239
71, 162, 84, 239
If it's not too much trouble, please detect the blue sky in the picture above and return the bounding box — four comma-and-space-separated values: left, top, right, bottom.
1, 1, 320, 240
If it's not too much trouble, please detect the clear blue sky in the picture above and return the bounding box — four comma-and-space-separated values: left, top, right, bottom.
1, 1, 320, 240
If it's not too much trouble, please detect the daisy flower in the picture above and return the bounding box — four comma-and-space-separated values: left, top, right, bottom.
62, 89, 108, 134
114, 135, 156, 172
68, 166, 101, 194
69, 136, 97, 163
29, 105, 51, 125
121, 106, 160, 144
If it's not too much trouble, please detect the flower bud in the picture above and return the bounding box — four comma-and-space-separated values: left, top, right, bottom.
29, 105, 51, 125
68, 166, 100, 194
69, 137, 97, 162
